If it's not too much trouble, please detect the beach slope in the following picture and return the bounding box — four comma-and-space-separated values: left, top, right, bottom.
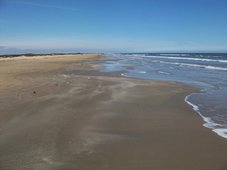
0, 54, 227, 170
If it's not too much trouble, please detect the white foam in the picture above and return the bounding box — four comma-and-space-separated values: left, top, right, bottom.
144, 55, 227, 63
205, 65, 227, 71
160, 53, 189, 57
213, 128, 227, 138
159, 61, 227, 71
185, 94, 227, 139
185, 95, 199, 112
138, 71, 146, 74
158, 71, 169, 75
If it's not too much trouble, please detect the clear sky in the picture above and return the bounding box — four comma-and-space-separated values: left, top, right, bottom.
0, 0, 227, 53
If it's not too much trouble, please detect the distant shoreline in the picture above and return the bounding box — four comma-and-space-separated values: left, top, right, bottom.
0, 53, 104, 58
0, 52, 226, 58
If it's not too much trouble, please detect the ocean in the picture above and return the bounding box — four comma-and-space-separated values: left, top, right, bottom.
101, 53, 227, 139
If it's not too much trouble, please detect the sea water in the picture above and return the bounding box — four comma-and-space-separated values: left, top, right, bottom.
101, 53, 227, 139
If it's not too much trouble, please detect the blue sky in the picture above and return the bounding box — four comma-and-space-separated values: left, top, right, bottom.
0, 0, 227, 53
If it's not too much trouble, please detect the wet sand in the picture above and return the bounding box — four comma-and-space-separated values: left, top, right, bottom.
0, 54, 227, 170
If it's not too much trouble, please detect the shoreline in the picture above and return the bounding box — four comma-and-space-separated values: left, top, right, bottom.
0, 54, 227, 169
121, 71, 227, 139
106, 54, 227, 140
185, 93, 227, 139
0, 53, 103, 61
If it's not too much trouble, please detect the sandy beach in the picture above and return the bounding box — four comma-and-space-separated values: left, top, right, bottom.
0, 54, 227, 170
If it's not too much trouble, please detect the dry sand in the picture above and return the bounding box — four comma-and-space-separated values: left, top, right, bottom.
0, 54, 227, 170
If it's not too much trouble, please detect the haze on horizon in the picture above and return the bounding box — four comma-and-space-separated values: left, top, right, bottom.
0, 0, 227, 54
